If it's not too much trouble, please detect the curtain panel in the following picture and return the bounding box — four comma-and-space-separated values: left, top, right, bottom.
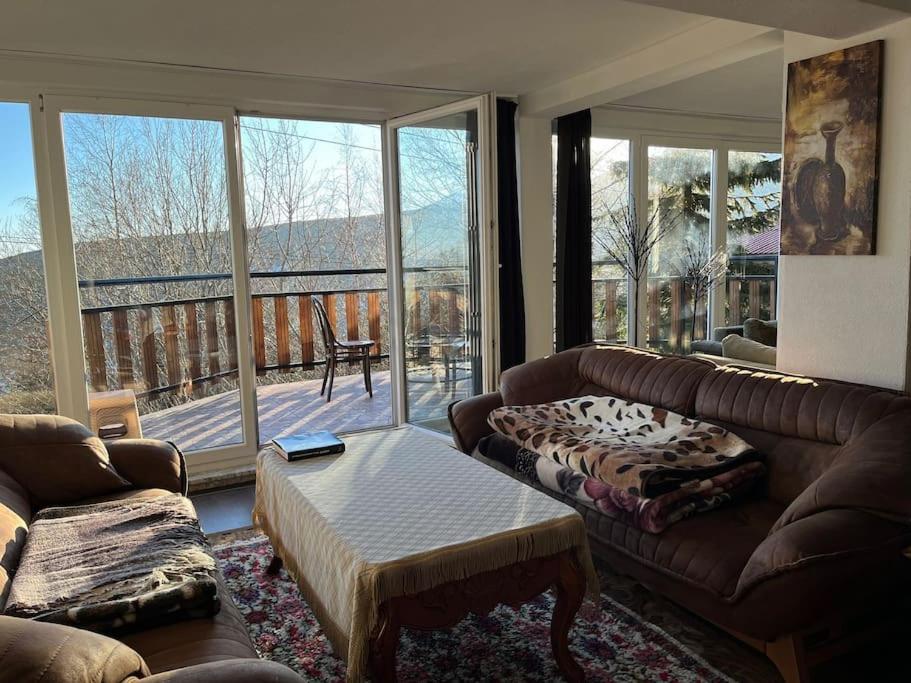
554, 109, 593, 352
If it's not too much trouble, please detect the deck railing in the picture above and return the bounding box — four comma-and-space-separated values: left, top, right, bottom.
79, 268, 466, 399
593, 274, 777, 350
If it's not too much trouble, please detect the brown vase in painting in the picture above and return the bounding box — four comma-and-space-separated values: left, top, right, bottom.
812, 121, 847, 242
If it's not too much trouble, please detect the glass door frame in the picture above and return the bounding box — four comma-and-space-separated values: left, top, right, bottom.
382, 94, 499, 427
38, 95, 260, 469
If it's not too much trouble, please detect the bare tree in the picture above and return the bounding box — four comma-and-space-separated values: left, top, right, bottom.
672, 236, 729, 343
591, 198, 681, 345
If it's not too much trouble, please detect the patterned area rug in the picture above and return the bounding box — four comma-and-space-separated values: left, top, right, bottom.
214, 535, 737, 682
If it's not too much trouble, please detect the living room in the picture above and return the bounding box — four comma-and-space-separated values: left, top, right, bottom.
1, 1, 910, 682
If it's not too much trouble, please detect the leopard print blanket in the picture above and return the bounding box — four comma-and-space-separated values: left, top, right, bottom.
488, 395, 760, 497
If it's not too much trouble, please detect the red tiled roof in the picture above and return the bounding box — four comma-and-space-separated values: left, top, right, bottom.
732, 227, 779, 256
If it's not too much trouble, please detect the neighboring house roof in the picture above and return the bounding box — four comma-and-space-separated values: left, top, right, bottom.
732, 226, 780, 256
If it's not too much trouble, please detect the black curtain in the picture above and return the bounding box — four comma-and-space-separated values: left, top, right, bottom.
554, 109, 592, 352
496, 99, 526, 371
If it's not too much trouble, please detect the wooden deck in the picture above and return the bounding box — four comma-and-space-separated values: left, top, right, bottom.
141, 369, 469, 451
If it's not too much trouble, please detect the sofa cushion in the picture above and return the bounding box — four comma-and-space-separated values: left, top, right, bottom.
742, 318, 777, 347
120, 574, 259, 673
471, 446, 780, 597
0, 414, 130, 505
721, 334, 777, 366
0, 469, 30, 611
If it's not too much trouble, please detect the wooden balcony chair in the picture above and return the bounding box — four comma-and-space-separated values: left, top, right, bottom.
312, 298, 376, 402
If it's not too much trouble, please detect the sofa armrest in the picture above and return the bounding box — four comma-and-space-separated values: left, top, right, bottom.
449, 392, 503, 453
106, 439, 188, 495
737, 508, 911, 598
0, 615, 149, 683
770, 410, 911, 534
143, 660, 303, 682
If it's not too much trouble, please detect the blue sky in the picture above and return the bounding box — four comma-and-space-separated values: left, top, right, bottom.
0, 102, 38, 227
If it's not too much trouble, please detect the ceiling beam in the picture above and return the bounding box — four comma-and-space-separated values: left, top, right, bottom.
519, 21, 782, 118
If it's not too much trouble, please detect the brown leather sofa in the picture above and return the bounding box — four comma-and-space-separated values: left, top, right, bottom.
0, 416, 302, 683
449, 345, 911, 683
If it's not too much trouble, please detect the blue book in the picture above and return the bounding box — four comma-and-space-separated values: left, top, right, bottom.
271, 431, 345, 461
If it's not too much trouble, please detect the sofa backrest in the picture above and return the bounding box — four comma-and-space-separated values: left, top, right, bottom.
499, 345, 911, 507
0, 468, 30, 611
694, 365, 911, 504
500, 345, 713, 415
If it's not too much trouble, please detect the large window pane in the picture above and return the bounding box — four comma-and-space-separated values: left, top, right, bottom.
0, 102, 56, 414
240, 117, 391, 441
647, 146, 713, 355
591, 137, 630, 344
726, 151, 781, 324
397, 112, 480, 433
62, 113, 242, 452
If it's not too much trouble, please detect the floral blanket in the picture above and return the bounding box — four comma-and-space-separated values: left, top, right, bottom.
485, 396, 765, 533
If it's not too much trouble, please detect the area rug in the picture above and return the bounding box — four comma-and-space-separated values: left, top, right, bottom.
214, 535, 736, 682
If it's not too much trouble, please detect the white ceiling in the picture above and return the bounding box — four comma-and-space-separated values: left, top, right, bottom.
0, 0, 709, 95
614, 49, 785, 120
623, 0, 910, 38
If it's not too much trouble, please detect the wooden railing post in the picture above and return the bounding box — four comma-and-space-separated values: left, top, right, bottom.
83, 311, 107, 391
604, 280, 618, 342
112, 309, 134, 389
184, 303, 201, 385
409, 289, 421, 337
748, 280, 761, 319
367, 292, 381, 355
139, 306, 158, 392
204, 301, 221, 378
251, 297, 266, 372
446, 288, 460, 339
224, 299, 238, 372
160, 306, 181, 387
345, 292, 359, 341
274, 295, 291, 372
298, 295, 314, 365
648, 282, 659, 346
769, 280, 777, 319
670, 279, 683, 351
728, 279, 742, 325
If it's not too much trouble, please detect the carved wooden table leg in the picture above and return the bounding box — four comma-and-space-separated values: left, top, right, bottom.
266, 555, 283, 576
369, 605, 401, 683
551, 553, 586, 683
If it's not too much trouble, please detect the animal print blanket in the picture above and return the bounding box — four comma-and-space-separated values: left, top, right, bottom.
485, 396, 765, 532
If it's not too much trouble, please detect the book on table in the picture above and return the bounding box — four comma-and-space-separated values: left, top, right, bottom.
271, 431, 345, 461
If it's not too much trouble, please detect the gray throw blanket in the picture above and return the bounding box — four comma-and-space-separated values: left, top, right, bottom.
5, 493, 219, 632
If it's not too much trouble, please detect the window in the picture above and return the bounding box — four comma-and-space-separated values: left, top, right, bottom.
551, 135, 632, 347
0, 102, 55, 414
646, 145, 713, 355
726, 151, 781, 324
61, 112, 243, 452
591, 137, 631, 343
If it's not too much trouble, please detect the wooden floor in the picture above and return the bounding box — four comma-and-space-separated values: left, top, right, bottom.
142, 368, 471, 452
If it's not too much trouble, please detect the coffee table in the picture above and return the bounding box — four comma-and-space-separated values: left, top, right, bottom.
255, 426, 598, 682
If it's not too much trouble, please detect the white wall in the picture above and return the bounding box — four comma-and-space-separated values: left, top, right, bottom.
776, 20, 911, 389
517, 116, 555, 361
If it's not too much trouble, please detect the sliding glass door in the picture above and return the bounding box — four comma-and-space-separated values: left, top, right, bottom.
0, 101, 56, 415
42, 97, 257, 462
386, 97, 495, 433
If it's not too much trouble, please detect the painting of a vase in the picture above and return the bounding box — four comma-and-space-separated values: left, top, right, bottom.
781, 41, 883, 255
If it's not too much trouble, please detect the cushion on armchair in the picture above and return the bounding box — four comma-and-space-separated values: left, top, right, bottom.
0, 415, 130, 505
742, 318, 777, 347
721, 334, 776, 366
